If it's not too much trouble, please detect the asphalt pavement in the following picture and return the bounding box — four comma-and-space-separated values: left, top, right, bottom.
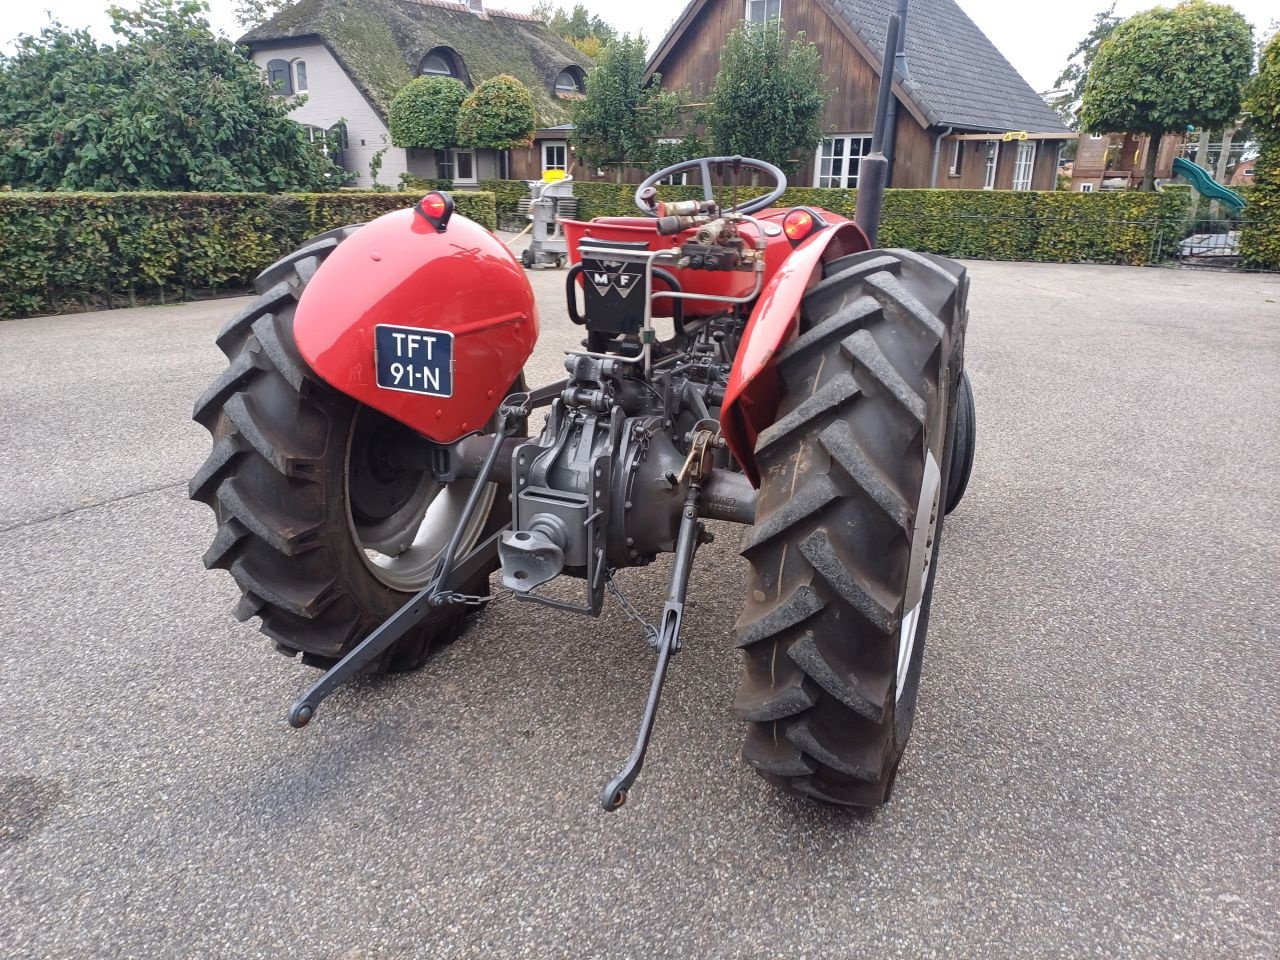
1, 253, 1277, 959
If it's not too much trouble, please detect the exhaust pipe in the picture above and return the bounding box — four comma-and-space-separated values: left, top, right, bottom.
854, 12, 901, 248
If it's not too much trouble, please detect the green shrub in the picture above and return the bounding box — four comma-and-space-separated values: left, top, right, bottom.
1241, 32, 1280, 269
0, 190, 496, 319
456, 76, 536, 150
388, 77, 468, 150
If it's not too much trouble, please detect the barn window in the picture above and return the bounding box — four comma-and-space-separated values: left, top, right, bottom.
948, 139, 963, 177
746, 0, 781, 22
293, 60, 308, 92
814, 134, 872, 189
983, 140, 999, 190
543, 141, 568, 173
1012, 140, 1036, 191
266, 58, 292, 95
420, 48, 463, 81
555, 68, 584, 96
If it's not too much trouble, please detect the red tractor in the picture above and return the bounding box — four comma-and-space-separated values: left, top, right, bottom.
191, 33, 975, 808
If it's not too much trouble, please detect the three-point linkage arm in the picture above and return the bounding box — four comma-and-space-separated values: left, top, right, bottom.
286, 393, 531, 729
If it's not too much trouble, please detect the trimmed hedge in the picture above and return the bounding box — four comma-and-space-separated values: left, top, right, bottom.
452, 178, 1193, 265
1241, 145, 1280, 270
0, 191, 496, 319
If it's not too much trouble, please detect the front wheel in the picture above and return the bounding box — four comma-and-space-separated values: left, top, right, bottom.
190, 228, 513, 672
733, 249, 968, 806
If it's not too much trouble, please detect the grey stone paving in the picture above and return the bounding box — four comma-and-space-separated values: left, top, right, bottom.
1, 257, 1277, 958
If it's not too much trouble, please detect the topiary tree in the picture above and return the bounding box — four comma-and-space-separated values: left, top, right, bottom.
1080, 1, 1253, 191
1241, 30, 1280, 268
0, 0, 340, 192
456, 75, 537, 150
388, 76, 468, 150
572, 35, 685, 182
706, 18, 827, 174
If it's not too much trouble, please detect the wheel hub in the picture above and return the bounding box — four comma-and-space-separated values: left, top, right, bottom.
898, 449, 941, 700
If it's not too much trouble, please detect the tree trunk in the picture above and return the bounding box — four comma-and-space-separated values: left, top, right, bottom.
1214, 127, 1236, 183
1141, 131, 1162, 192
615, 164, 624, 185
1195, 127, 1211, 169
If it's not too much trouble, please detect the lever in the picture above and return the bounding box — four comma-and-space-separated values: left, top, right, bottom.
600, 483, 704, 811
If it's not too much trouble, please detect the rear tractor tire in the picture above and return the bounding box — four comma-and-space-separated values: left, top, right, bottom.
944, 369, 976, 514
734, 248, 969, 806
189, 226, 512, 673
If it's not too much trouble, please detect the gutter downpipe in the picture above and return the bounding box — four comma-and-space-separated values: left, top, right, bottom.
881, 0, 908, 185
929, 126, 954, 188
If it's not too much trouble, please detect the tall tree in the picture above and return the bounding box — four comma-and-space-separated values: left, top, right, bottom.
571, 35, 684, 182
1050, 4, 1123, 129
1081, 1, 1253, 191
706, 18, 827, 174
233, 0, 290, 29
531, 2, 615, 58
1241, 29, 1280, 267
0, 0, 339, 191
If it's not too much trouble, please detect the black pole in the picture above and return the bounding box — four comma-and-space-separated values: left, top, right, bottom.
854, 12, 900, 247
881, 0, 908, 185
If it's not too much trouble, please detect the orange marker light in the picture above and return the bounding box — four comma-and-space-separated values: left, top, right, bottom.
421, 193, 449, 219
416, 191, 455, 233
783, 209, 816, 242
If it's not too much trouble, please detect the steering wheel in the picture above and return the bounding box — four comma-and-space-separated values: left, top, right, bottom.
634, 155, 788, 217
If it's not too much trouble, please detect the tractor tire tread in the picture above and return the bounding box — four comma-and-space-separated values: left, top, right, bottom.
735, 247, 967, 806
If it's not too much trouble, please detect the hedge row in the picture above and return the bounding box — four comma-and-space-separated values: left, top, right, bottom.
459, 179, 1195, 266
0, 191, 496, 319
1240, 145, 1279, 270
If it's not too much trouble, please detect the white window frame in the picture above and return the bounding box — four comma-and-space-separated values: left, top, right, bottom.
293, 59, 308, 92
1012, 140, 1036, 191
1089, 133, 1104, 140
453, 148, 477, 185
948, 138, 962, 177
983, 140, 1000, 190
745, 0, 781, 23
814, 134, 873, 189
542, 140, 568, 174
1079, 182, 1094, 192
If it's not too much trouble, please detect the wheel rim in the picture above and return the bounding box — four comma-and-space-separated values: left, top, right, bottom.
898, 449, 942, 700
344, 407, 496, 592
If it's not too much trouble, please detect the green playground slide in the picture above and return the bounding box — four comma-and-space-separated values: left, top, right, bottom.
1172, 157, 1246, 212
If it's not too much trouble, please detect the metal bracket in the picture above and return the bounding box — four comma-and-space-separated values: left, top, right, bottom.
286, 393, 530, 729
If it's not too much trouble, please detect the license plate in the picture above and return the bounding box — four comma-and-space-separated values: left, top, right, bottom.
374, 324, 454, 397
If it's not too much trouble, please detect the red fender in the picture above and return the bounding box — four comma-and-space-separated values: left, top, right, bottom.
720, 221, 870, 484
292, 208, 538, 442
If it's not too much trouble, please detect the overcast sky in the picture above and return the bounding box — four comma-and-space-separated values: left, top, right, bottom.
3, 0, 1277, 94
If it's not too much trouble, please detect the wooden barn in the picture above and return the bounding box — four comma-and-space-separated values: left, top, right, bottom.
646, 0, 1071, 190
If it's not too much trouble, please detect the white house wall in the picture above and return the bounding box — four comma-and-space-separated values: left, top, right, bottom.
251, 43, 408, 189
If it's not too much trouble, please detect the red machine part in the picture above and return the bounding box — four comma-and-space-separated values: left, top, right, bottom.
563, 210, 869, 484
562, 214, 797, 318
719, 221, 870, 484
292, 207, 539, 443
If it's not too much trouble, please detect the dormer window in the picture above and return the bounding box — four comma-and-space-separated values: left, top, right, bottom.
266, 58, 292, 95
555, 67, 585, 96
419, 47, 465, 83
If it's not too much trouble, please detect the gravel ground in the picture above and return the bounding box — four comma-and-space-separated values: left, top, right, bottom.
0, 249, 1277, 959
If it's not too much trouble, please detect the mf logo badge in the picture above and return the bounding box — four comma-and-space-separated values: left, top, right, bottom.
584, 258, 643, 299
